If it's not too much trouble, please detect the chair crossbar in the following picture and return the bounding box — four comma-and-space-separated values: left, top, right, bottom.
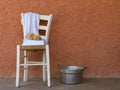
20, 62, 47, 66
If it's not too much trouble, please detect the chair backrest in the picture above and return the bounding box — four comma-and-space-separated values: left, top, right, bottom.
21, 13, 53, 44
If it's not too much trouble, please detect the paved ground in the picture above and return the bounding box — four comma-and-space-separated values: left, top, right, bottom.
0, 78, 120, 90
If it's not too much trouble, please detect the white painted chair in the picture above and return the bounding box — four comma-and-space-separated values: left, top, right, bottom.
16, 13, 53, 87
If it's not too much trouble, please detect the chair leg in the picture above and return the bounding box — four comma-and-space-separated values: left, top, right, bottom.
16, 45, 20, 87
43, 51, 47, 81
46, 45, 51, 87
23, 50, 28, 82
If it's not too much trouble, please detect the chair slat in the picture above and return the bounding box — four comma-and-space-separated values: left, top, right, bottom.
40, 15, 50, 20
39, 25, 47, 30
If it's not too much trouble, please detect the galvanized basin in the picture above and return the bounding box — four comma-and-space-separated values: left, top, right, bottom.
59, 65, 87, 84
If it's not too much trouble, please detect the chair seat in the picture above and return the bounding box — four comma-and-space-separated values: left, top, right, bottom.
20, 45, 46, 50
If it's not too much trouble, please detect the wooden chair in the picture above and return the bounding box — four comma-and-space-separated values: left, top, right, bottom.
16, 13, 53, 87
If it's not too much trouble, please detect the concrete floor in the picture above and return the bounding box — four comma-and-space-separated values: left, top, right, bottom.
0, 78, 120, 90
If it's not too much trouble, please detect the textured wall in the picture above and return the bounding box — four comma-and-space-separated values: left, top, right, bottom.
0, 0, 120, 78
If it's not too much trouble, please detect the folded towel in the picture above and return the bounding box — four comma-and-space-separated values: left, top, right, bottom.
22, 39, 45, 46
21, 12, 44, 46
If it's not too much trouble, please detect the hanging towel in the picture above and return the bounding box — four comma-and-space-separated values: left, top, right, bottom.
21, 12, 44, 46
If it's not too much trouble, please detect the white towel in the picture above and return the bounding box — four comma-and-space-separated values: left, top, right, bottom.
21, 12, 45, 46
22, 39, 45, 46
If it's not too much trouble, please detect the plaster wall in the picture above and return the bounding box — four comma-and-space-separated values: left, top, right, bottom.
0, 0, 120, 78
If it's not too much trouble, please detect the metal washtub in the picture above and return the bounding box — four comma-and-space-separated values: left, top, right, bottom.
59, 65, 87, 84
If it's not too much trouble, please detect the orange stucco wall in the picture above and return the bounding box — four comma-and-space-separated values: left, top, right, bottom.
0, 0, 120, 78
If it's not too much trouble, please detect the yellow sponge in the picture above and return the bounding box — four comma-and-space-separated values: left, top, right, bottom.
27, 33, 41, 40
33, 35, 41, 40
